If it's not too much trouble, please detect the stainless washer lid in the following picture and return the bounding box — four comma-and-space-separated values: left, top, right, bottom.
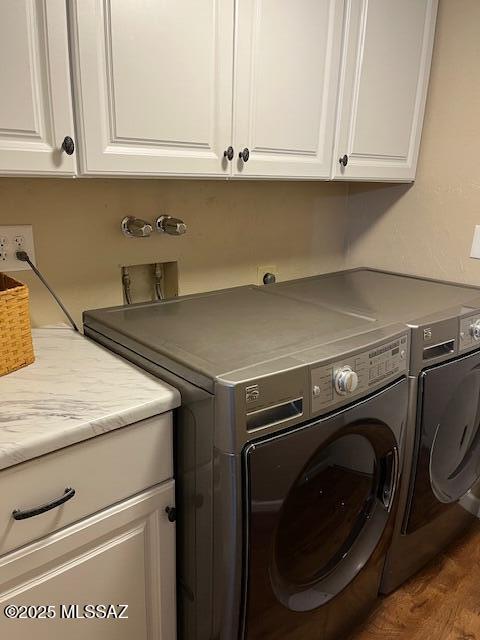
84, 285, 381, 386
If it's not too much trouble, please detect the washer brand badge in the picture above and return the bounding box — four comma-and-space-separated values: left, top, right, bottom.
423, 328, 433, 341
246, 384, 260, 403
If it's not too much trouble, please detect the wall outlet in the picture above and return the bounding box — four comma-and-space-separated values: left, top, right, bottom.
257, 265, 278, 285
0, 226, 36, 271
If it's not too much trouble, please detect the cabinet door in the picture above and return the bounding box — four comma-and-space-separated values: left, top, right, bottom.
232, 0, 344, 179
0, 0, 76, 175
0, 483, 176, 640
70, 0, 234, 177
333, 0, 438, 182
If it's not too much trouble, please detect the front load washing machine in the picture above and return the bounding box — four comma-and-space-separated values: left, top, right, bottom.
268, 268, 480, 592
382, 312, 480, 592
84, 284, 409, 639
243, 377, 405, 639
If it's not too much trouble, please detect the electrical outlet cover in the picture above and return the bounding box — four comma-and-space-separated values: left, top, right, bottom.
0, 225, 36, 271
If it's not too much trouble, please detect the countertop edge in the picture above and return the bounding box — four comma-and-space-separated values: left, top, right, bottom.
0, 393, 180, 473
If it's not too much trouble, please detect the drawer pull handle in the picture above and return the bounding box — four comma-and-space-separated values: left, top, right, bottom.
12, 487, 76, 521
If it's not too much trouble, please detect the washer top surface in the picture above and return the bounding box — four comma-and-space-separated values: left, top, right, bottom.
269, 269, 480, 324
84, 285, 399, 384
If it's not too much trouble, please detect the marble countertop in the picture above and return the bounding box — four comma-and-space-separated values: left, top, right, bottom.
0, 326, 180, 471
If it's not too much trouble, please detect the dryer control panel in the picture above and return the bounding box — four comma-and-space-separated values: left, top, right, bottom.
460, 313, 480, 353
311, 334, 408, 414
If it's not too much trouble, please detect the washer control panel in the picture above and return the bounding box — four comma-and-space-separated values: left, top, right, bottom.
311, 334, 408, 414
460, 313, 480, 352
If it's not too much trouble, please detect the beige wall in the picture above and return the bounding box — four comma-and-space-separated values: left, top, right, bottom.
0, 178, 348, 327
346, 0, 480, 284
2, 0, 478, 330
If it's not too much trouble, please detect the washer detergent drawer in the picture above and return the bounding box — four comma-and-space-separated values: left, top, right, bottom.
242, 379, 407, 640
405, 349, 480, 534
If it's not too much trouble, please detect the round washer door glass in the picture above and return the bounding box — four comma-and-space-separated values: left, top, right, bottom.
245, 422, 397, 613
274, 433, 377, 588
430, 367, 480, 503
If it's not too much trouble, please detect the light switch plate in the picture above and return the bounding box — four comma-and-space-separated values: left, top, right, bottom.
0, 225, 36, 271
470, 225, 480, 259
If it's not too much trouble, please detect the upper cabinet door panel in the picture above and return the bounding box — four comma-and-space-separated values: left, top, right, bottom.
233, 0, 344, 179
333, 0, 438, 182
71, 0, 234, 176
0, 0, 76, 175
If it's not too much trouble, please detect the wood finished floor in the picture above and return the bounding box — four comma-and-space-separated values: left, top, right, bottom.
349, 521, 480, 640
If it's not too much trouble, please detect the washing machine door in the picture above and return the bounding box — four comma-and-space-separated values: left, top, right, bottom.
242, 379, 406, 640
405, 349, 480, 533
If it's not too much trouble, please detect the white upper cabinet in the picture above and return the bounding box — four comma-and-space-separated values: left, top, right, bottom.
332, 0, 438, 182
232, 0, 344, 179
0, 0, 438, 180
70, 0, 234, 177
0, 0, 77, 175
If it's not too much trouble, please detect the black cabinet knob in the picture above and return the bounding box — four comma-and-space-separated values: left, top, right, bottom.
223, 146, 234, 161
239, 147, 250, 162
339, 154, 348, 167
62, 136, 75, 155
165, 506, 177, 523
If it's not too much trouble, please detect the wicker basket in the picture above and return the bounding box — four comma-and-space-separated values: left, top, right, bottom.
0, 273, 35, 376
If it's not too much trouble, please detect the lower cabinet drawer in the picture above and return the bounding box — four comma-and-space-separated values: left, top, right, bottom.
0, 413, 172, 557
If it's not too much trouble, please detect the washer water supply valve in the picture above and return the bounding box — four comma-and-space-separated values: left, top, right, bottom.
121, 215, 187, 237
121, 216, 153, 238
156, 215, 187, 236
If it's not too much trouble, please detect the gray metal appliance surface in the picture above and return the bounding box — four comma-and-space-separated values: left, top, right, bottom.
268, 268, 480, 593
83, 285, 409, 640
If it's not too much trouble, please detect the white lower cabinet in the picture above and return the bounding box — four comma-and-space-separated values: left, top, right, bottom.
0, 482, 176, 640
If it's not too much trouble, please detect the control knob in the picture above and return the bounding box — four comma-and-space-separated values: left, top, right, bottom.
470, 319, 480, 341
334, 366, 359, 395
